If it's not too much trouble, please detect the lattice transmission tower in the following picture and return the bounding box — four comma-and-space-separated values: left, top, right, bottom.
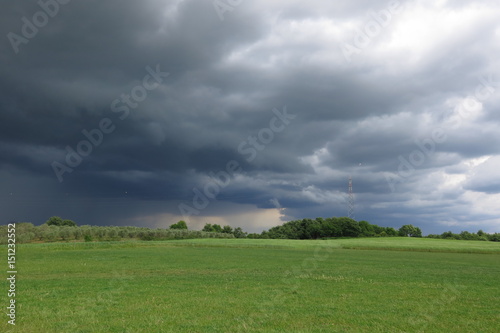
347, 176, 355, 220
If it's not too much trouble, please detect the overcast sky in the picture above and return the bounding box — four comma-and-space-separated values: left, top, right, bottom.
1, 0, 499, 234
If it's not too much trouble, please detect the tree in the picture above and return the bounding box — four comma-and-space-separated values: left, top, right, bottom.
302, 218, 322, 239
488, 233, 500, 242
46, 216, 76, 226
398, 224, 422, 237
460, 231, 474, 240
233, 227, 247, 238
202, 223, 213, 232
221, 225, 233, 234
62, 219, 77, 227
385, 227, 398, 236
338, 217, 361, 237
212, 224, 223, 233
441, 231, 454, 239
202, 223, 223, 233
372, 225, 385, 235
46, 216, 63, 226
321, 218, 342, 238
170, 220, 188, 230
359, 220, 375, 237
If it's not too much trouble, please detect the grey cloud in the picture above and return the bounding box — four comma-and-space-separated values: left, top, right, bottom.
1, 0, 500, 234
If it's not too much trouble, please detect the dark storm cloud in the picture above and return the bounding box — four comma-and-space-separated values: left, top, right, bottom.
1, 0, 500, 234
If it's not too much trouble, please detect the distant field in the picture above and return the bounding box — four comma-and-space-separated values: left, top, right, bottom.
163, 237, 500, 253
2, 238, 500, 332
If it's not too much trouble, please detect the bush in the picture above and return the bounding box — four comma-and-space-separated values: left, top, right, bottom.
140, 231, 155, 241
44, 226, 60, 242
118, 229, 127, 238
94, 227, 106, 240
59, 226, 72, 241
73, 228, 83, 240
106, 228, 118, 240
16, 230, 35, 243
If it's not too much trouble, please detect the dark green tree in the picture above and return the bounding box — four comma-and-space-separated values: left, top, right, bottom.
459, 231, 474, 240
202, 223, 213, 232
301, 218, 322, 239
441, 231, 454, 239
202, 223, 223, 233
46, 216, 63, 226
46, 216, 77, 226
359, 220, 375, 237
233, 227, 247, 238
222, 225, 233, 234
212, 224, 223, 233
398, 224, 422, 237
338, 217, 361, 237
62, 219, 77, 227
385, 227, 398, 236
321, 217, 342, 237
170, 220, 188, 230
488, 233, 500, 242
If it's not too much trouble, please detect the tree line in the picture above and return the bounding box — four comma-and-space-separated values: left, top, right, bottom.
246, 217, 406, 239
201, 217, 500, 242
427, 230, 500, 242
1, 215, 499, 244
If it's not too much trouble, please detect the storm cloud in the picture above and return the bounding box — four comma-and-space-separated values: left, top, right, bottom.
1, 0, 499, 234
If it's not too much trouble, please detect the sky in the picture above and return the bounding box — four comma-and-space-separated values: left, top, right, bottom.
1, 0, 500, 234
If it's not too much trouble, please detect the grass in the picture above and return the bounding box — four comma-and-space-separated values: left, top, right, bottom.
160, 237, 500, 253
2, 237, 500, 332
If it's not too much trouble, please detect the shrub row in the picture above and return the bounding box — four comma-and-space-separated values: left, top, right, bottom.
0, 223, 234, 244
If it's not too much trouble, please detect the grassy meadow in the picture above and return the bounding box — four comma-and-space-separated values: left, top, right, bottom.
2, 237, 500, 332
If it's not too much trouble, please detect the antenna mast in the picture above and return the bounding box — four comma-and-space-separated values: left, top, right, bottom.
348, 176, 355, 220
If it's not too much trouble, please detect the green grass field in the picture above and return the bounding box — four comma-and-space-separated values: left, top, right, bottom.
2, 238, 500, 332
